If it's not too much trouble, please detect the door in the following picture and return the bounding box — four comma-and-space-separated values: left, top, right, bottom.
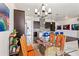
14, 9, 25, 37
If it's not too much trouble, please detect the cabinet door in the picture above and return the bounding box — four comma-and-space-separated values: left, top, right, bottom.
50, 22, 55, 31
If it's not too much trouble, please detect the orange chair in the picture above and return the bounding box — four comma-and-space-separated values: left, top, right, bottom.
20, 34, 28, 56
56, 34, 65, 55
49, 33, 55, 44
55, 34, 61, 47
20, 34, 39, 56
60, 34, 65, 51
56, 34, 65, 48
55, 34, 65, 55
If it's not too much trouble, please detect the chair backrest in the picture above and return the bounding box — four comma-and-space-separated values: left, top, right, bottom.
55, 34, 61, 47
60, 34, 65, 48
20, 34, 39, 56
20, 34, 28, 56
49, 33, 55, 43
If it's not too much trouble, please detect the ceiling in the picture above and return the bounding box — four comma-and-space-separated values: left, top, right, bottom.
14, 3, 79, 21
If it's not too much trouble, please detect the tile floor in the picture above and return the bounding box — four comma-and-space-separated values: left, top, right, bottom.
65, 40, 79, 56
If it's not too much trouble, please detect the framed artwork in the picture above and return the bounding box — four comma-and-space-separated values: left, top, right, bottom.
57, 25, 61, 30
71, 24, 79, 30
63, 24, 70, 30
0, 3, 9, 32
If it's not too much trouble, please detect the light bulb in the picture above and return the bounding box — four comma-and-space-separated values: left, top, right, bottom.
27, 8, 30, 11
48, 8, 52, 14
37, 12, 40, 15
51, 22, 52, 24
42, 5, 45, 12
35, 9, 38, 14
45, 12, 48, 16
45, 4, 47, 6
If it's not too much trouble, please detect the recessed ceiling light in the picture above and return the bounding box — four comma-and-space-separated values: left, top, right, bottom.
46, 4, 47, 6
27, 8, 30, 11
55, 13, 59, 15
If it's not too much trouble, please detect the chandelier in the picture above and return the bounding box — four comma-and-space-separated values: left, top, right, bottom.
35, 4, 52, 17
34, 4, 52, 32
